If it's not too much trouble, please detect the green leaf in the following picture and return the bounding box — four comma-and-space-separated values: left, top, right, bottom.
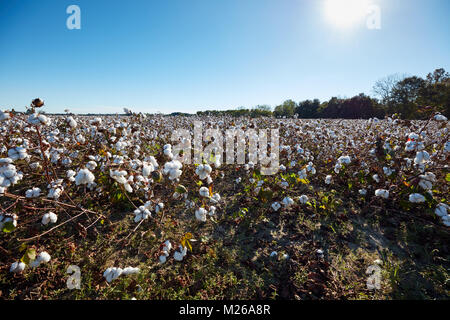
446, 173, 450, 182
175, 185, 188, 194
21, 248, 36, 265
2, 221, 16, 233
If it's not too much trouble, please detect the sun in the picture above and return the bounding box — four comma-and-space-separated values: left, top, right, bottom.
324, 0, 369, 28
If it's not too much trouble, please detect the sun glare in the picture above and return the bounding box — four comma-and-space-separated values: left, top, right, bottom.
324, 0, 369, 28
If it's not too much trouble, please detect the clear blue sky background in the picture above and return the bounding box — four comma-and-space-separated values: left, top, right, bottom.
0, 0, 449, 114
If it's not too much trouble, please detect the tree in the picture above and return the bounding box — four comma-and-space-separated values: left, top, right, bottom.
295, 99, 320, 118
274, 100, 296, 118
372, 74, 405, 105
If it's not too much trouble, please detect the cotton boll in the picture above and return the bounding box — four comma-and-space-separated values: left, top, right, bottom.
208, 206, 216, 216
155, 203, 164, 213
163, 240, 172, 251
75, 168, 95, 186
414, 151, 430, 165
298, 169, 307, 180
37, 251, 51, 263
142, 163, 154, 177
418, 172, 436, 190
10, 261, 26, 273
383, 167, 394, 176
409, 193, 426, 203
124, 183, 133, 193
173, 245, 187, 262
271, 202, 281, 212
442, 215, 450, 227
159, 255, 167, 264
210, 193, 221, 203
316, 249, 324, 259
282, 197, 294, 208
270, 251, 278, 258
162, 160, 183, 180
325, 175, 332, 185
199, 187, 210, 197
195, 164, 212, 180
122, 267, 140, 275
298, 195, 309, 204
337, 155, 351, 164
375, 189, 389, 199
359, 189, 367, 196
25, 187, 41, 198
86, 161, 97, 171
133, 206, 151, 223
434, 114, 447, 121
42, 212, 58, 225
435, 203, 449, 217
195, 208, 208, 222
0, 110, 11, 121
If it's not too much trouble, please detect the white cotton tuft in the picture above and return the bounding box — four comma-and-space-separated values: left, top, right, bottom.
409, 193, 425, 203
375, 189, 389, 199
10, 261, 26, 273
195, 207, 208, 222
75, 168, 95, 186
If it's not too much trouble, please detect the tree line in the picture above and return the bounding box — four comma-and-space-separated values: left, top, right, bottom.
195, 68, 449, 119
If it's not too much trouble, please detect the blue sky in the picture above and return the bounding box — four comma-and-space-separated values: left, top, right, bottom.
0, 0, 449, 114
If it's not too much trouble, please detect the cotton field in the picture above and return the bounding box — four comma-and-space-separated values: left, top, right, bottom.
0, 101, 449, 300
